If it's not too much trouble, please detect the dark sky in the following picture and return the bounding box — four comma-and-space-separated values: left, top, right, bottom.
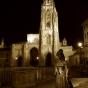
1, 0, 88, 48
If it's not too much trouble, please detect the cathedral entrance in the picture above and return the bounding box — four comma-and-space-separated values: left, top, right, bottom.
30, 47, 39, 67
45, 52, 52, 66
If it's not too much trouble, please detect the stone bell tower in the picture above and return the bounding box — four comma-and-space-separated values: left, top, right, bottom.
39, 0, 60, 66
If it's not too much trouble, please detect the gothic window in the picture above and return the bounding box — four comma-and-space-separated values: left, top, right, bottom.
46, 9, 51, 28
46, 21, 50, 27
47, 34, 51, 44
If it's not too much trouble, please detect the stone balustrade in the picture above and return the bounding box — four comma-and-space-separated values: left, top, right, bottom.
0, 67, 55, 88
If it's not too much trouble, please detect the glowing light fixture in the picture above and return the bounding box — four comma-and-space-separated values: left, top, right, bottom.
36, 57, 39, 60
15, 57, 18, 60
78, 42, 83, 48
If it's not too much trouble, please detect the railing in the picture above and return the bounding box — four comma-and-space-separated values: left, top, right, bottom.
68, 65, 88, 78
0, 67, 55, 88
0, 68, 13, 87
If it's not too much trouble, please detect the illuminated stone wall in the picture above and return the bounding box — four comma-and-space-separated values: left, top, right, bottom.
23, 43, 39, 66
39, 0, 60, 66
11, 0, 74, 66
12, 41, 39, 66
11, 43, 24, 66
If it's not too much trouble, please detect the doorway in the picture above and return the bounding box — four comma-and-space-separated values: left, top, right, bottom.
30, 47, 39, 67
45, 52, 52, 66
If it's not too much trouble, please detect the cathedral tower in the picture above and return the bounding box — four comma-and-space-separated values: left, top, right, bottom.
39, 0, 60, 66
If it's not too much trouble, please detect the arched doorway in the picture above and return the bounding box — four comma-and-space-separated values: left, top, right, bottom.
45, 52, 52, 66
30, 47, 39, 67
16, 55, 23, 67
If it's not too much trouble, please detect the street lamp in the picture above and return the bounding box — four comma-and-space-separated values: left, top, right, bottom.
77, 42, 83, 56
77, 42, 83, 69
78, 42, 83, 48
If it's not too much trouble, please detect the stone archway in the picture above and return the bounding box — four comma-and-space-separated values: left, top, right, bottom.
30, 47, 39, 67
45, 52, 52, 66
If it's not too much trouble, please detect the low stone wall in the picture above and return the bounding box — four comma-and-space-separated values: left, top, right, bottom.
0, 67, 55, 88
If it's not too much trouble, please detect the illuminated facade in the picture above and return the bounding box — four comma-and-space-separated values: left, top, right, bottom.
11, 0, 73, 66
39, 0, 60, 66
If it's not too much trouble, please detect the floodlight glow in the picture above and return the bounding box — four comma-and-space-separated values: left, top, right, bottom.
27, 34, 34, 43
78, 42, 82, 47
27, 34, 39, 43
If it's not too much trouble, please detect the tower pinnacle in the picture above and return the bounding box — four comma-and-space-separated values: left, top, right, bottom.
43, 0, 54, 5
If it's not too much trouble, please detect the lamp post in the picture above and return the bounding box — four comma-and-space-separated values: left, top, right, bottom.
77, 42, 83, 62
77, 42, 83, 72
77, 42, 83, 58
77, 42, 83, 59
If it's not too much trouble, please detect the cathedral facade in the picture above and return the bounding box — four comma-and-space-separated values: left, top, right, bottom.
11, 0, 73, 67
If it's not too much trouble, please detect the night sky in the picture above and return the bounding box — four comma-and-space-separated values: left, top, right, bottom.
1, 0, 88, 48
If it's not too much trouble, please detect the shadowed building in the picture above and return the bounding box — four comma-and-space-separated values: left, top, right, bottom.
0, 39, 11, 67
69, 19, 88, 67
81, 19, 88, 65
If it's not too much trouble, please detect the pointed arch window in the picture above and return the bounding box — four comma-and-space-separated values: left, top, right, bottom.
46, 21, 50, 27
47, 34, 51, 44
46, 9, 51, 28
